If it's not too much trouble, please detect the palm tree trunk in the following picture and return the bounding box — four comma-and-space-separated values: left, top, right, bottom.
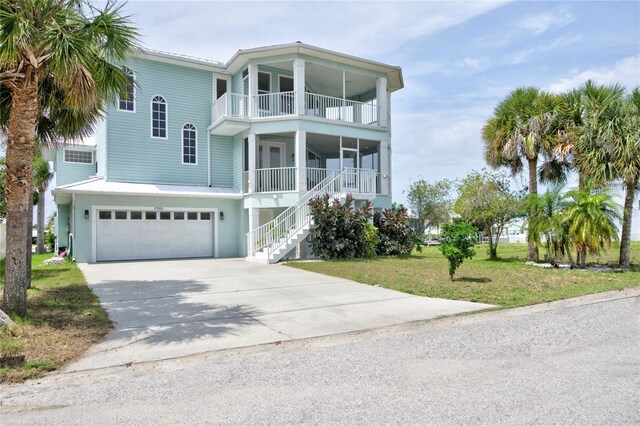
527, 156, 539, 262
37, 188, 46, 254
3, 81, 39, 316
618, 181, 635, 268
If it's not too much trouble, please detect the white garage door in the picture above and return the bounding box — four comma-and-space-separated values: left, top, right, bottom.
97, 209, 214, 261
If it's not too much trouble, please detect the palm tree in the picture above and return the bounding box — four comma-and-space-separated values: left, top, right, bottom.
527, 184, 573, 265
0, 0, 138, 315
33, 154, 53, 254
563, 186, 620, 268
572, 83, 639, 268
482, 87, 562, 262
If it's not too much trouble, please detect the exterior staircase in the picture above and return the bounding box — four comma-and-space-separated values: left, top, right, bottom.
247, 170, 347, 264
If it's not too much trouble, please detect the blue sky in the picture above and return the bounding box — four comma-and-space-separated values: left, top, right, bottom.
41, 0, 639, 215
120, 0, 639, 202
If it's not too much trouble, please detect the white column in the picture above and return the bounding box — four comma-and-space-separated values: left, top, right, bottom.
376, 76, 388, 127
248, 63, 258, 117
247, 207, 260, 256
379, 140, 391, 196
293, 58, 305, 115
248, 133, 257, 193
295, 130, 307, 191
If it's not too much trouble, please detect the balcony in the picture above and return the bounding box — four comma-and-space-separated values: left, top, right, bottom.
243, 167, 387, 195
211, 91, 381, 131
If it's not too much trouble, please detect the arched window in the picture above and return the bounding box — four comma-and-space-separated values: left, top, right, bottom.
182, 123, 197, 164
151, 96, 167, 138
118, 67, 135, 111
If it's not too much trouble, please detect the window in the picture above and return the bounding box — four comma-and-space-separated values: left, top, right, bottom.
99, 211, 111, 220
145, 211, 157, 220
200, 212, 211, 220
160, 212, 171, 220
151, 95, 167, 138
119, 67, 135, 111
187, 212, 198, 220
64, 150, 93, 164
174, 212, 185, 220
182, 123, 197, 164
242, 68, 248, 79
130, 211, 142, 220
216, 78, 227, 100
115, 211, 127, 220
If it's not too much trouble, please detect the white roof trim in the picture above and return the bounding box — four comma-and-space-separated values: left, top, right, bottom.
52, 178, 243, 200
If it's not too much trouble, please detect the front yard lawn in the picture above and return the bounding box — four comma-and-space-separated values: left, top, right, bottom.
287, 242, 640, 308
0, 254, 111, 383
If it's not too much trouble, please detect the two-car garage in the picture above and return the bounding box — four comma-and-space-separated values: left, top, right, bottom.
96, 209, 215, 261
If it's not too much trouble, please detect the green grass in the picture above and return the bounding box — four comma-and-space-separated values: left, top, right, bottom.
0, 254, 111, 383
287, 242, 640, 308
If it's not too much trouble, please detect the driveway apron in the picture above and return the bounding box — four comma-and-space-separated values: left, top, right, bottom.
69, 258, 492, 371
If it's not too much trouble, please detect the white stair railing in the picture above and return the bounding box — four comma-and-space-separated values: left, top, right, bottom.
248, 169, 346, 257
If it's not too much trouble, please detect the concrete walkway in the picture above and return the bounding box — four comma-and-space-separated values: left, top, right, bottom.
69, 258, 492, 371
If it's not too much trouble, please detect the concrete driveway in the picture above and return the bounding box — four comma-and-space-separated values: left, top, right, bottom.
70, 258, 492, 371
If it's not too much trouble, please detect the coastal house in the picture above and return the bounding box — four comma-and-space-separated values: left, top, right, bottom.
50, 42, 404, 263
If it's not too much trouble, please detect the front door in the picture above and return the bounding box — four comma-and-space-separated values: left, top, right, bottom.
340, 148, 359, 191
258, 141, 286, 191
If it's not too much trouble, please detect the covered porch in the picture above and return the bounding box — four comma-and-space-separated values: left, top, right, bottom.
242, 132, 389, 196
211, 58, 389, 133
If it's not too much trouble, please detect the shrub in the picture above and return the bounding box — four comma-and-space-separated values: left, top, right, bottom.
363, 222, 380, 258
439, 221, 477, 280
309, 194, 372, 259
374, 206, 415, 255
44, 231, 55, 253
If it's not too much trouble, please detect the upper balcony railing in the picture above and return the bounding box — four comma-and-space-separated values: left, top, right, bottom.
305, 93, 378, 126
212, 91, 381, 127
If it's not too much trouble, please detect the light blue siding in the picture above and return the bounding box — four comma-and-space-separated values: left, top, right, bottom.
232, 133, 243, 190
94, 118, 107, 177
106, 58, 213, 185
55, 204, 70, 250
211, 135, 233, 187
56, 149, 96, 186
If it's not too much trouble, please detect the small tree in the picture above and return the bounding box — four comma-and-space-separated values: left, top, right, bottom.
439, 221, 476, 280
405, 178, 452, 238
309, 194, 372, 259
454, 170, 525, 259
373, 206, 415, 255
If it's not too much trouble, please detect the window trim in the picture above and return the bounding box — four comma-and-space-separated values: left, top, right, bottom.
118, 66, 136, 113
150, 95, 168, 139
63, 149, 94, 164
181, 123, 198, 166
214, 76, 230, 101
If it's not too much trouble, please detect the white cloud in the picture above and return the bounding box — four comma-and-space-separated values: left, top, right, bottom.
454, 57, 490, 71
519, 6, 575, 35
507, 35, 583, 64
124, 1, 510, 62
547, 56, 640, 93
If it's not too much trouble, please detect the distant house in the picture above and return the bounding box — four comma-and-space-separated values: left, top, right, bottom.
49, 42, 404, 263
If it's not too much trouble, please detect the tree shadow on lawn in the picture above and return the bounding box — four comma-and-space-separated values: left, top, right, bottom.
90, 279, 263, 346
454, 277, 492, 283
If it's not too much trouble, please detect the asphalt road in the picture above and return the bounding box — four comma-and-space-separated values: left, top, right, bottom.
2, 288, 639, 425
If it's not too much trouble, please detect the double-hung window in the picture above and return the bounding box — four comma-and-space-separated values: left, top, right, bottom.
182, 123, 197, 164
118, 67, 135, 111
151, 95, 167, 138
